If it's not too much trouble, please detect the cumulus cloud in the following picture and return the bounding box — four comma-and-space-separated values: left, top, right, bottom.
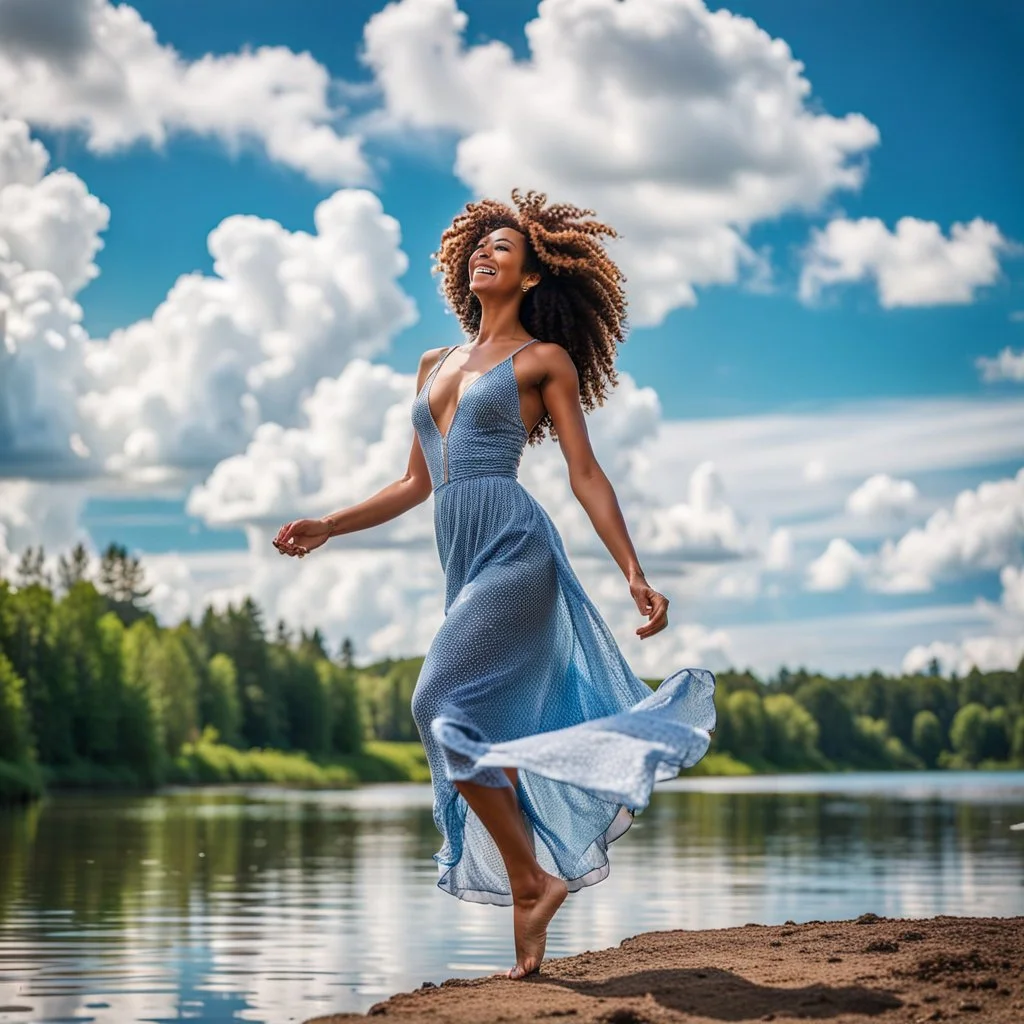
875, 468, 1024, 593
0, 118, 108, 475
902, 566, 1024, 675
361, 0, 879, 324
0, 117, 417, 481
976, 347, 1024, 383
805, 538, 867, 591
845, 473, 918, 517
998, 564, 1024, 618
800, 216, 1008, 308
0, 479, 88, 577
643, 396, 1024, 550
76, 187, 416, 479
186, 358, 432, 549
902, 636, 1024, 676
804, 469, 1024, 594
0, 0, 367, 184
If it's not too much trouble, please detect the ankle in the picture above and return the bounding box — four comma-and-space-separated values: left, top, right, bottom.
510, 868, 556, 901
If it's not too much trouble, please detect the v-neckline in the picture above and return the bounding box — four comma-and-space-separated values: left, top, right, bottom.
425, 342, 533, 441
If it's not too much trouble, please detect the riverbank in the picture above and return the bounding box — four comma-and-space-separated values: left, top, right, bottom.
305, 914, 1023, 1023
0, 741, 432, 804
0, 747, 752, 804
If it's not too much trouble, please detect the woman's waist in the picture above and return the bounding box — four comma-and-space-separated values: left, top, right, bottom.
433, 469, 521, 493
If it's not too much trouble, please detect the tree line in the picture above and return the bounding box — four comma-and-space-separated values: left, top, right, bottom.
0, 543, 362, 800
1, 542, 1022, 804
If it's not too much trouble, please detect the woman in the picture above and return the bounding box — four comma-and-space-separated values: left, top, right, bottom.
273, 190, 717, 980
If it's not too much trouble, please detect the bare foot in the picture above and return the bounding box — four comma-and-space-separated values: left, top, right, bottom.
507, 872, 569, 979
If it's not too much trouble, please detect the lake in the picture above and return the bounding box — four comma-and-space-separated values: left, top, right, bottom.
1, 771, 1022, 1024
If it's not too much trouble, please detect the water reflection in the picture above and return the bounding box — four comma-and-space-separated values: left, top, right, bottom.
1, 772, 1022, 1023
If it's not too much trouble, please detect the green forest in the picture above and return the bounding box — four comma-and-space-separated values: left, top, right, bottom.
2, 542, 1023, 805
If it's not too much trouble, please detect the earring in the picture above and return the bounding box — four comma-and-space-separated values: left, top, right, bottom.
522, 284, 530, 292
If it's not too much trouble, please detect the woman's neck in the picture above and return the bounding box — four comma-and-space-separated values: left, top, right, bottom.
474, 298, 531, 346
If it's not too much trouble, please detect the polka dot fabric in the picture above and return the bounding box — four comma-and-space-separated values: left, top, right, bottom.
410, 338, 717, 905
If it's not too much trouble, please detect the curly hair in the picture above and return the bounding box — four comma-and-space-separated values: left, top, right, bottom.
431, 189, 628, 445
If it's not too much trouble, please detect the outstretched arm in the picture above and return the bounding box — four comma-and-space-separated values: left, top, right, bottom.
273, 348, 443, 557
540, 346, 669, 639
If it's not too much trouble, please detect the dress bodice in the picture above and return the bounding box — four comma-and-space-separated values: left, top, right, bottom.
411, 339, 539, 491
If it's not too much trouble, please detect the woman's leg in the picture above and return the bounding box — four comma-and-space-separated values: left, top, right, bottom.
454, 775, 568, 978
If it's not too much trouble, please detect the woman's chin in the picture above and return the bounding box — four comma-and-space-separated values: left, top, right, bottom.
469, 279, 506, 297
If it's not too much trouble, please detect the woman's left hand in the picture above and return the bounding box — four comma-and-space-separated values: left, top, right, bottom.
630, 572, 669, 639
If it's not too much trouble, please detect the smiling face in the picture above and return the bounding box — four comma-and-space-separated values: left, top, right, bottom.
468, 226, 540, 298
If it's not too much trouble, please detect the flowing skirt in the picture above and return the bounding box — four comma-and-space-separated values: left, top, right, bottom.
411, 475, 717, 905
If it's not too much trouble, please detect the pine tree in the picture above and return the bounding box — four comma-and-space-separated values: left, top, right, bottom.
15, 546, 50, 588
338, 636, 355, 669
57, 542, 92, 592
96, 543, 152, 625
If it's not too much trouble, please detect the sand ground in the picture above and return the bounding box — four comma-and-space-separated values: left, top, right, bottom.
304, 914, 1023, 1023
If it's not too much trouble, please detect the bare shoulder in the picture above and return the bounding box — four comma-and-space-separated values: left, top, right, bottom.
418, 344, 452, 370
414, 345, 452, 388
528, 340, 578, 382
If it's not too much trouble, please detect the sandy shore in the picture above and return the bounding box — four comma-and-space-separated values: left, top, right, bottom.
305, 914, 1022, 1023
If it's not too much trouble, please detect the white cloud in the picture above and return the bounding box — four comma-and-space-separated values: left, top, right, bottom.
0, 121, 109, 294
0, 118, 108, 475
800, 468, 1024, 594
0, 118, 416, 480
875, 468, 1024, 593
902, 636, 1024, 676
902, 567, 1024, 675
186, 358, 432, 549
765, 527, 794, 570
800, 216, 1008, 308
142, 546, 446, 663
976, 347, 1024, 383
77, 187, 416, 478
0, 0, 367, 184
713, 569, 761, 600
1001, 564, 1024, 618
361, 0, 879, 325
805, 537, 867, 591
645, 395, 1024, 530
0, 479, 87, 576
845, 473, 918, 517
632, 461, 750, 564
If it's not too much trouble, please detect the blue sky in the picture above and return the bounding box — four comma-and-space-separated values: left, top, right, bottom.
2, 0, 1022, 677
65, 0, 1024, 412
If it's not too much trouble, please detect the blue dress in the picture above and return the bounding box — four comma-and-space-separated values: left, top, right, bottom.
410, 337, 717, 905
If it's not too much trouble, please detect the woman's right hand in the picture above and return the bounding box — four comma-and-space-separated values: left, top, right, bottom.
273, 518, 331, 558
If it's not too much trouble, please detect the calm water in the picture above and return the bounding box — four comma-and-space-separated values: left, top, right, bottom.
1, 771, 1022, 1024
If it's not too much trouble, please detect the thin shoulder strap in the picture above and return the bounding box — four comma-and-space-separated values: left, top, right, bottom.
428, 345, 458, 378
509, 338, 540, 358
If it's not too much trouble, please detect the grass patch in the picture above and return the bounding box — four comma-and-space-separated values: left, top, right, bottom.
685, 751, 755, 776
169, 740, 359, 788
325, 741, 432, 783
167, 738, 431, 788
